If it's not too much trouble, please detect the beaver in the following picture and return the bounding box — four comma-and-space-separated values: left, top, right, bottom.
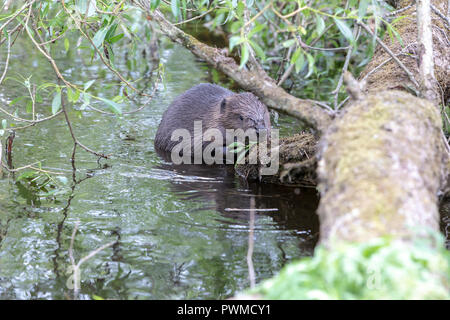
154, 83, 271, 158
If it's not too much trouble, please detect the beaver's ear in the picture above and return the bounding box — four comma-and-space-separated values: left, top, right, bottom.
220, 98, 227, 113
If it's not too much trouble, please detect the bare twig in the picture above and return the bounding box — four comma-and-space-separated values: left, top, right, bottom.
68, 220, 115, 297
242, 2, 268, 75
430, 3, 450, 29
173, 7, 215, 26
0, 0, 35, 35
1, 159, 64, 175
332, 26, 361, 110
358, 21, 420, 90
61, 0, 151, 97
384, 4, 414, 17
247, 197, 256, 289
362, 43, 418, 82
59, 84, 110, 159
0, 35, 11, 85
416, 0, 439, 103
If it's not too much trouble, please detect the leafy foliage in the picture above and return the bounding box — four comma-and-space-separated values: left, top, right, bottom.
249, 235, 450, 299
148, 0, 399, 107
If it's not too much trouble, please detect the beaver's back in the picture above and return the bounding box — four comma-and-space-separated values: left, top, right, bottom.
154, 83, 233, 152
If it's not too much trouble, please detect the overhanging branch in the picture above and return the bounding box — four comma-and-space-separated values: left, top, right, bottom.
147, 9, 332, 134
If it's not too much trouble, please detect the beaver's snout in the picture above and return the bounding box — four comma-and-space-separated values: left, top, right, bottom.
254, 121, 269, 137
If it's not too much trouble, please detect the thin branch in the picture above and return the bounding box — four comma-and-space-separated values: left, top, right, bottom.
362, 43, 418, 82
358, 21, 420, 90
247, 197, 256, 289
430, 3, 450, 29
384, 4, 414, 17
242, 2, 268, 75
173, 7, 215, 26
0, 0, 35, 35
332, 26, 361, 110
59, 85, 110, 159
0, 36, 11, 85
1, 160, 64, 175
61, 0, 151, 97
68, 220, 114, 297
416, 0, 439, 102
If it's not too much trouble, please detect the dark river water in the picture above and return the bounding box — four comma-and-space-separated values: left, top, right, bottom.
0, 36, 320, 299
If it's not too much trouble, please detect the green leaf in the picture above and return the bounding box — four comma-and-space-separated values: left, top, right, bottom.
105, 23, 118, 42
67, 87, 74, 102
2, 119, 7, 129
92, 27, 109, 48
291, 47, 302, 64
391, 24, 403, 47
171, 0, 180, 19
107, 33, 124, 44
239, 43, 249, 69
67, 87, 80, 103
236, 150, 247, 163
26, 100, 33, 113
84, 80, 95, 91
10, 96, 25, 106
249, 40, 266, 61
229, 36, 244, 51
52, 90, 61, 115
150, 0, 161, 10
80, 93, 90, 110
315, 14, 325, 35
248, 24, 265, 39
64, 38, 70, 52
282, 39, 296, 48
386, 23, 394, 44
305, 53, 315, 78
333, 18, 354, 44
99, 97, 122, 115
293, 49, 305, 73
358, 0, 370, 21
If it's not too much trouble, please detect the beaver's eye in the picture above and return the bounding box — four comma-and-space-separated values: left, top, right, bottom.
239, 115, 244, 121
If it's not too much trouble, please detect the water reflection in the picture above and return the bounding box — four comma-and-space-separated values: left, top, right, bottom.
155, 149, 319, 250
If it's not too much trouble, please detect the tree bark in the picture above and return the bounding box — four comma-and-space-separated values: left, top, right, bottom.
317, 89, 445, 244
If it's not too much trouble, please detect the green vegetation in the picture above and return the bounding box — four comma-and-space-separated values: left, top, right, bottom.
250, 234, 450, 299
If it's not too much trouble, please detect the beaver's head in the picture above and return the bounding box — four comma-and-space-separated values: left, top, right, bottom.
219, 92, 271, 136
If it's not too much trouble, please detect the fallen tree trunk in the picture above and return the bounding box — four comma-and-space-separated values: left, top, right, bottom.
144, 0, 449, 247
317, 89, 445, 244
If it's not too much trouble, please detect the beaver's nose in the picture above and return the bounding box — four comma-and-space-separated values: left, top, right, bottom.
255, 124, 267, 137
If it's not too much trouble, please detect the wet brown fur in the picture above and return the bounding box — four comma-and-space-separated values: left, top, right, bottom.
154, 83, 271, 153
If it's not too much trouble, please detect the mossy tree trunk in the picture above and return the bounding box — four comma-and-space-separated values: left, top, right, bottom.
317, 90, 445, 244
